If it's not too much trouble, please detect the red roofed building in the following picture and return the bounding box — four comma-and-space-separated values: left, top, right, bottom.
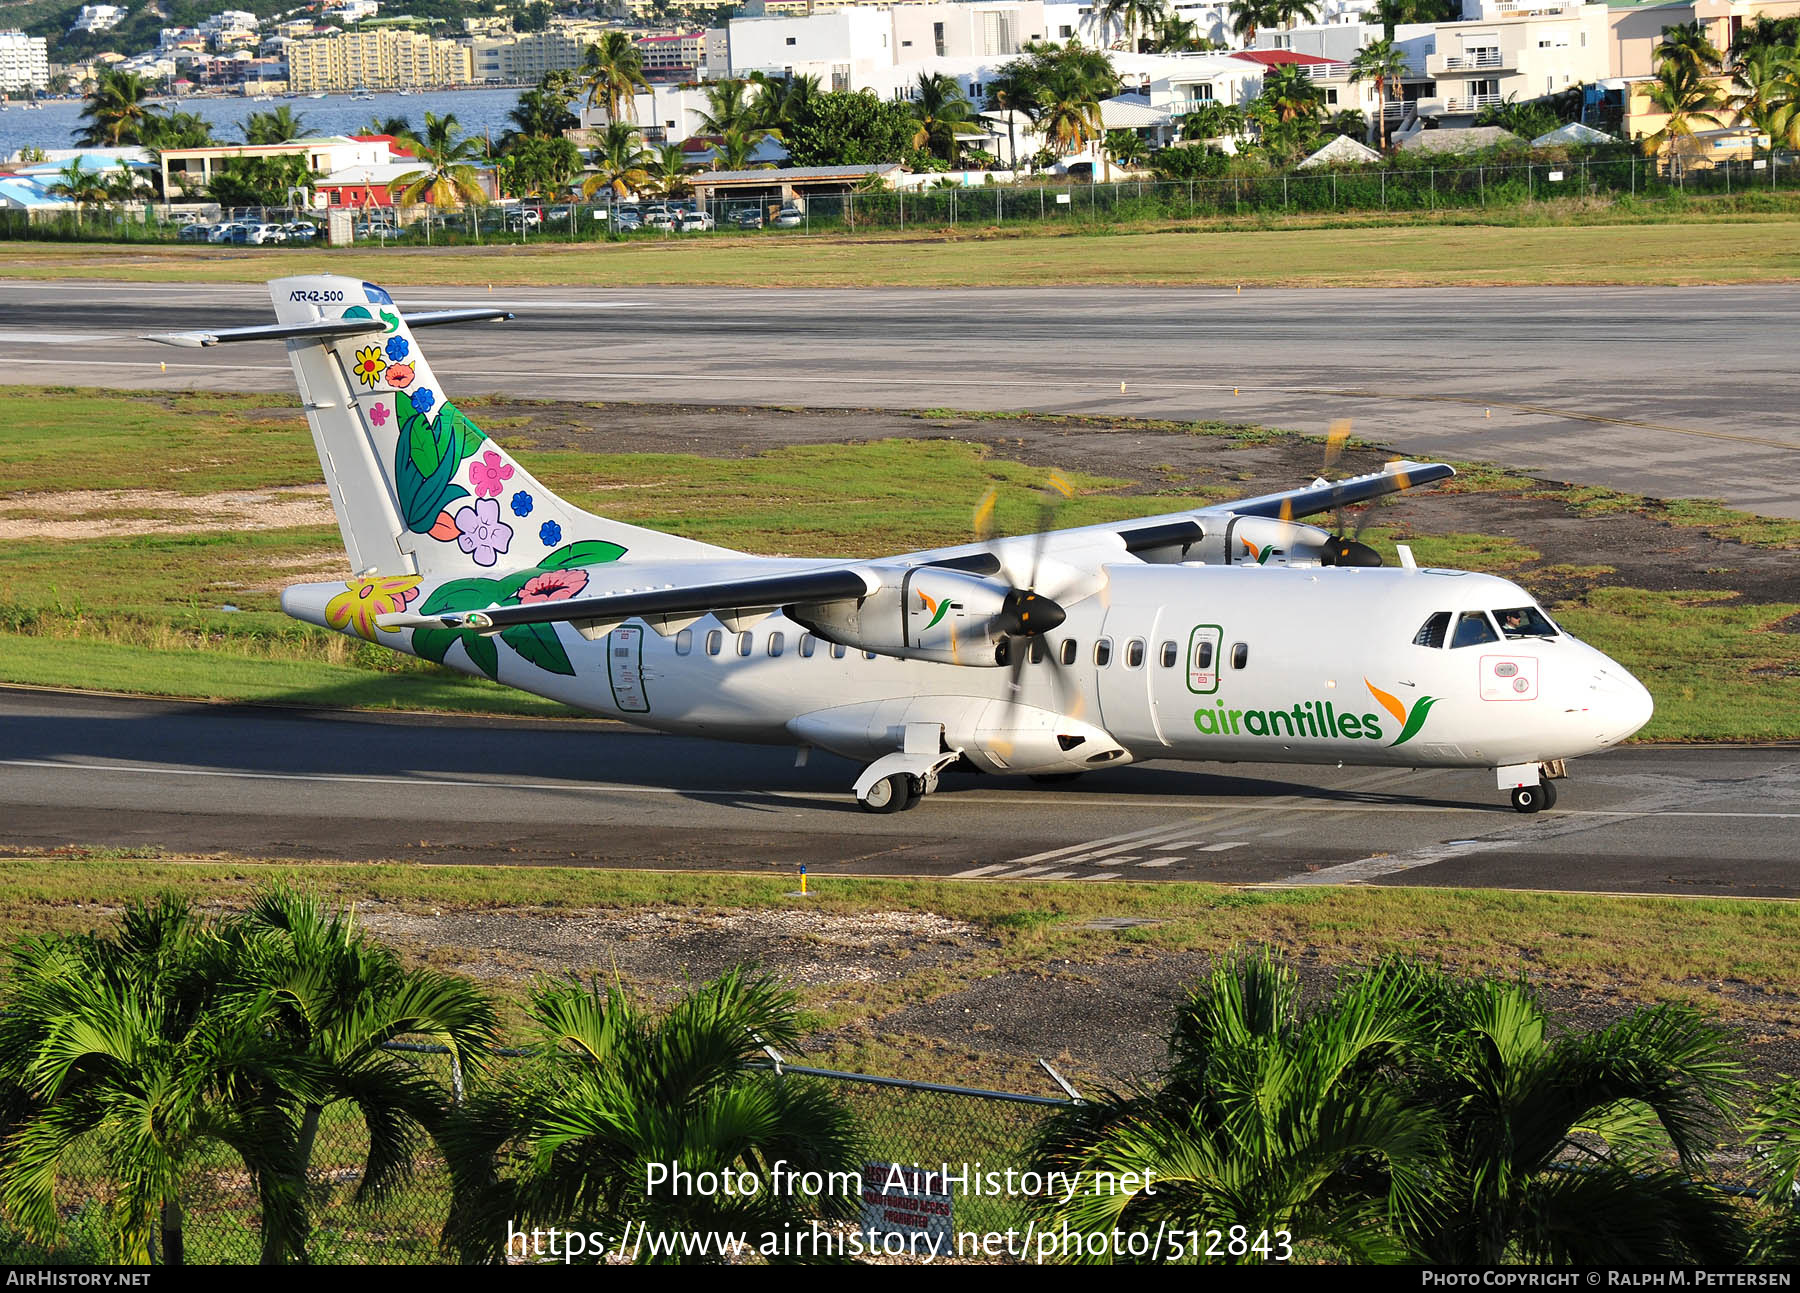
635, 31, 701, 78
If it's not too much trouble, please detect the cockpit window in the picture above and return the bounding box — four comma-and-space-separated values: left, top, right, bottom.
1451, 611, 1499, 648
1413, 611, 1451, 648
1495, 606, 1559, 639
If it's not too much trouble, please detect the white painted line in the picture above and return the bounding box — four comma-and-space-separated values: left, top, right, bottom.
985, 865, 1061, 880
998, 819, 1203, 867
949, 864, 1013, 879
1135, 859, 1175, 868
1102, 855, 1141, 866
1037, 870, 1079, 880
1082, 873, 1122, 881
1198, 841, 1248, 852
0, 331, 119, 344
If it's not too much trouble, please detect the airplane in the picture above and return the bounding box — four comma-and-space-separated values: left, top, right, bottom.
149, 275, 1654, 816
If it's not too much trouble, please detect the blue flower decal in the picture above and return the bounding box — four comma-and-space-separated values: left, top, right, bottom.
412, 388, 436, 415
385, 335, 409, 362
539, 520, 562, 546
510, 491, 534, 517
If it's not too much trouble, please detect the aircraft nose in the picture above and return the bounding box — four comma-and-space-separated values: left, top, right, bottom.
1593, 665, 1654, 743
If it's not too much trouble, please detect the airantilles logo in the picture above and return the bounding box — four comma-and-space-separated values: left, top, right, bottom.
917, 589, 958, 632
1192, 679, 1437, 747
1240, 538, 1275, 565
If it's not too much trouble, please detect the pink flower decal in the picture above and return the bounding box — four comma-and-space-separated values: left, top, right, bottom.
454, 497, 512, 567
518, 570, 589, 603
324, 575, 420, 640
469, 450, 514, 499
369, 401, 390, 427
385, 362, 415, 389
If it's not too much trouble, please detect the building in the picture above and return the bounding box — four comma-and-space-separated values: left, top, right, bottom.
468, 20, 611, 83
689, 161, 902, 203
285, 27, 473, 91
721, 1, 1049, 88
69, 6, 127, 34
325, 0, 380, 22
637, 31, 704, 78
0, 31, 50, 93
157, 135, 404, 198
1607, 0, 1800, 80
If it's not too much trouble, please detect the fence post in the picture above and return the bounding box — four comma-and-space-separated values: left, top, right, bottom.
996, 184, 1001, 225
1381, 168, 1386, 209
451, 1052, 465, 1106
899, 187, 905, 231
1039, 185, 1045, 220
1430, 167, 1436, 209
1478, 165, 1484, 206
950, 187, 956, 228
1282, 174, 1288, 208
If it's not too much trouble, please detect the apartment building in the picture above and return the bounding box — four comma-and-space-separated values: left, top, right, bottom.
723, 1, 1047, 85
285, 27, 473, 91
69, 6, 127, 34
468, 21, 611, 83
0, 30, 50, 92
637, 30, 704, 76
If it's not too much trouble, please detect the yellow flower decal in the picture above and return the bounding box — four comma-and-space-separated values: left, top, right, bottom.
352, 345, 387, 389
325, 575, 421, 640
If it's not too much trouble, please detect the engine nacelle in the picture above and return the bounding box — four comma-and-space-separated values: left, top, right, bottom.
1178, 514, 1359, 567
791, 567, 1021, 666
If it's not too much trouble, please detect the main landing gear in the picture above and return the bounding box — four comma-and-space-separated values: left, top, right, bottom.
1501, 759, 1567, 814
854, 729, 962, 813
859, 772, 928, 814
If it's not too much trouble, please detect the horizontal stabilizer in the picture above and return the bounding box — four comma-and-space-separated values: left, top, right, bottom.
378, 566, 874, 633
144, 308, 513, 349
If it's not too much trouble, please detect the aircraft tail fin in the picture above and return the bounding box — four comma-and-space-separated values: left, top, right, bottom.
213, 275, 734, 578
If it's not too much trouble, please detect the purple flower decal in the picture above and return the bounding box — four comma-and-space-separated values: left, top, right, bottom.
369, 402, 390, 427
413, 388, 436, 415
454, 498, 513, 567
385, 335, 410, 362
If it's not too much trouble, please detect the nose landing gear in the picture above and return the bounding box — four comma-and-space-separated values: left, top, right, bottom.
1500, 759, 1567, 814
1510, 781, 1558, 814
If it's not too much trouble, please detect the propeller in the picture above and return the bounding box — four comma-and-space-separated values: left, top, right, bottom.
1314, 418, 1386, 568
977, 472, 1087, 722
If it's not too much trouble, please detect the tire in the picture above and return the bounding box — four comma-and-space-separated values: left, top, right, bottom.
902, 776, 925, 810
1540, 779, 1559, 811
859, 773, 910, 814
1510, 784, 1546, 814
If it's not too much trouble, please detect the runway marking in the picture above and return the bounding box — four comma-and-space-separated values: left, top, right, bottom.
949, 864, 1014, 879
1284, 841, 1488, 886
1136, 859, 1175, 868
1083, 873, 1122, 882
1198, 841, 1248, 852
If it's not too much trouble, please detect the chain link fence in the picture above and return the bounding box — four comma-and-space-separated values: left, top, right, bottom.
0, 1045, 1076, 1265
3, 154, 1794, 246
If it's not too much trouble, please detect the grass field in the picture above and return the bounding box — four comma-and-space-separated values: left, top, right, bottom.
3, 212, 1798, 288
2, 386, 1797, 736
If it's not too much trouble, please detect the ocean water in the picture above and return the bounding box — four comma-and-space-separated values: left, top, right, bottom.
0, 86, 532, 161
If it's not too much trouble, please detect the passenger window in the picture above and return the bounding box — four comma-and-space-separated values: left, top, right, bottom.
800, 633, 816, 658
1196, 641, 1214, 670
737, 632, 753, 656
1231, 642, 1248, 669
1060, 639, 1077, 666
1029, 638, 1046, 664
1094, 638, 1113, 668
1413, 611, 1451, 649
767, 631, 784, 657
1126, 639, 1146, 668
1451, 611, 1499, 648
1160, 640, 1178, 668
1495, 606, 1559, 639
675, 629, 693, 656
831, 642, 847, 659
705, 629, 723, 656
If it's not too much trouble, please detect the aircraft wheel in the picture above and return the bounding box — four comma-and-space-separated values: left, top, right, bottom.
859, 773, 911, 814
902, 776, 926, 810
1540, 779, 1558, 811
1029, 773, 1084, 785
1510, 784, 1548, 814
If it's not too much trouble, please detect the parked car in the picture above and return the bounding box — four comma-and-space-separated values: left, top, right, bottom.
178, 222, 216, 242
355, 219, 399, 240
642, 208, 675, 230
282, 221, 320, 241
611, 211, 643, 232
544, 205, 573, 222
727, 207, 764, 230
504, 207, 541, 231
675, 210, 714, 232
208, 221, 248, 243
771, 205, 804, 227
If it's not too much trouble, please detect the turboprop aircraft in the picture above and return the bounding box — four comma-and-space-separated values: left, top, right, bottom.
148, 276, 1653, 814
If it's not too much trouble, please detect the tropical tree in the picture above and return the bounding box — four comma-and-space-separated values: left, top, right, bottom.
47, 158, 109, 213
754, 72, 822, 134
141, 110, 213, 152
580, 122, 653, 200
1029, 951, 1444, 1263
1177, 99, 1247, 142
698, 77, 759, 136
1033, 62, 1109, 167
1348, 36, 1410, 149
236, 885, 497, 1264
1095, 0, 1169, 52
0, 897, 310, 1264
1150, 14, 1206, 53
1103, 127, 1149, 170
441, 969, 864, 1263
500, 134, 583, 198
1639, 57, 1727, 176
1656, 20, 1725, 79
505, 74, 579, 144
76, 68, 162, 147
1228, 0, 1280, 47
394, 111, 490, 209
244, 105, 309, 145
1743, 1078, 1800, 1264
1325, 107, 1370, 140
712, 123, 772, 170
580, 30, 649, 123
1258, 62, 1325, 122
1724, 42, 1800, 154
363, 114, 417, 143
907, 70, 983, 163
1400, 970, 1747, 1264
780, 89, 918, 166
207, 154, 314, 210
985, 68, 1039, 169
1269, 0, 1321, 31
649, 142, 691, 198
1371, 0, 1458, 38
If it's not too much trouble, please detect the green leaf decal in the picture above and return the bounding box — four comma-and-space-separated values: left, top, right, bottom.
501, 621, 575, 676
1392, 696, 1438, 747
380, 310, 400, 333
342, 305, 373, 321
394, 392, 472, 534
420, 577, 505, 615
410, 625, 455, 665
541, 540, 627, 570
464, 632, 500, 681
407, 408, 443, 479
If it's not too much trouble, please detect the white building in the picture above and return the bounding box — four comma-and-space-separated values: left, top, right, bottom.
324, 0, 380, 21
69, 5, 128, 34
0, 30, 50, 92
722, 1, 1050, 87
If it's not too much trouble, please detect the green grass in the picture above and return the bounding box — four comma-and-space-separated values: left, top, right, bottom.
4, 215, 1799, 287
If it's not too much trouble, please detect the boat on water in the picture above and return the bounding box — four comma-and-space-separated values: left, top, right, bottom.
306, 91, 327, 99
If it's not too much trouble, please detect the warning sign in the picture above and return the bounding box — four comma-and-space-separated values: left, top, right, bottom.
860, 1163, 953, 1246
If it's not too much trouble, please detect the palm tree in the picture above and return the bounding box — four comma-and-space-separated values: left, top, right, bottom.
1656, 20, 1725, 79
760, 72, 821, 134
1103, 127, 1149, 170
1744, 1079, 1800, 1264
441, 969, 864, 1263
1639, 58, 1727, 177
1402, 970, 1746, 1264
1228, 0, 1279, 48
244, 105, 309, 145
580, 30, 649, 124
649, 142, 690, 198
1258, 62, 1325, 122
697, 77, 758, 136
1269, 0, 1321, 31
393, 110, 489, 210
713, 123, 771, 170
1029, 951, 1444, 1263
47, 158, 110, 213
1725, 42, 1800, 155
363, 114, 415, 141
1348, 36, 1411, 149
0, 897, 309, 1264
985, 69, 1039, 168
907, 70, 982, 163
1033, 62, 1109, 167
1151, 14, 1203, 53
237, 885, 497, 1264
1096, 0, 1169, 52
1178, 100, 1246, 142
580, 122, 653, 200
76, 68, 162, 147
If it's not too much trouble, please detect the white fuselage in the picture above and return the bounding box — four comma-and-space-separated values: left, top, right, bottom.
288, 562, 1654, 780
